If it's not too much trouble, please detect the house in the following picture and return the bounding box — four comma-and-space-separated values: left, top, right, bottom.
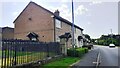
13, 1, 84, 48
1, 27, 14, 39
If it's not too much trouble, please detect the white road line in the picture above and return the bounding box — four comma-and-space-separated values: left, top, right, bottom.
93, 50, 101, 68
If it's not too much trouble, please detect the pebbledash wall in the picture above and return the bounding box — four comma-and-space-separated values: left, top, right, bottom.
14, 1, 84, 48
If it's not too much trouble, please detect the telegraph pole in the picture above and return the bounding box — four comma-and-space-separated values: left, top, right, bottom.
72, 0, 75, 48
110, 29, 112, 34
110, 29, 113, 43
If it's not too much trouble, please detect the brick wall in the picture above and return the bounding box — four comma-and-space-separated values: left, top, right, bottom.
2, 27, 14, 39
14, 2, 55, 42
55, 20, 72, 48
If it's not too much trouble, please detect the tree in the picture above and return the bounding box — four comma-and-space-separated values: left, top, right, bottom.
96, 34, 120, 46
84, 34, 91, 43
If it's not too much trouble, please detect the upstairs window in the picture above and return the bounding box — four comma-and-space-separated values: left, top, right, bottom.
55, 19, 62, 28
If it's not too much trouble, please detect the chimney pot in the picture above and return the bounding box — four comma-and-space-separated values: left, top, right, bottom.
54, 10, 60, 16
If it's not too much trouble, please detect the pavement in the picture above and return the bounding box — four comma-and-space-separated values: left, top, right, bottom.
72, 45, 120, 68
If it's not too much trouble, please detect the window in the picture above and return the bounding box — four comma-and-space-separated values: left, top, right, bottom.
32, 37, 37, 41
56, 35, 60, 42
55, 19, 62, 28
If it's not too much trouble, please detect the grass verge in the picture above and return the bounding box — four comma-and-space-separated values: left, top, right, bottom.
41, 57, 80, 68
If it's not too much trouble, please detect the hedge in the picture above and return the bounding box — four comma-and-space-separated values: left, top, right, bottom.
67, 48, 88, 57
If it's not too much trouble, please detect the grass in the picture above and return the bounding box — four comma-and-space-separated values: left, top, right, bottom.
0, 50, 55, 57
1, 52, 47, 66
42, 57, 80, 68
0, 51, 55, 67
42, 48, 88, 68
1, 50, 35, 57
0, 51, 2, 56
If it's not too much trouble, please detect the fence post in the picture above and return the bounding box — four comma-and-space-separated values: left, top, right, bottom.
14, 41, 17, 66
9, 40, 12, 67
1, 39, 62, 67
6, 40, 9, 67
4, 40, 7, 67
46, 42, 49, 57
1, 40, 4, 68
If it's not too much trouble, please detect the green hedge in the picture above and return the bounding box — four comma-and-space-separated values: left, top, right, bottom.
67, 48, 88, 57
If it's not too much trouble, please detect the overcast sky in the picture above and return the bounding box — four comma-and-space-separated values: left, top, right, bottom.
0, 0, 119, 39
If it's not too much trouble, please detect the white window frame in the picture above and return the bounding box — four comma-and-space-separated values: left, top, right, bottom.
32, 37, 37, 41
55, 19, 62, 28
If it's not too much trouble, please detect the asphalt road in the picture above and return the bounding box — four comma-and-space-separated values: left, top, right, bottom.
73, 45, 120, 68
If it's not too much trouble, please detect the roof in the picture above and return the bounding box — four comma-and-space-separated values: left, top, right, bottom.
2, 27, 14, 29
13, 1, 83, 31
59, 32, 71, 39
27, 32, 38, 38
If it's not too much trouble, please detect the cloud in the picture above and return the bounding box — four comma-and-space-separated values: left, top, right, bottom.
11, 2, 17, 6
0, 3, 2, 22
75, 5, 88, 15
12, 11, 19, 16
48, 4, 89, 22
89, 0, 102, 5
86, 13, 92, 16
12, 11, 20, 20
61, 0, 69, 2
47, 4, 72, 22
59, 4, 72, 21
87, 22, 91, 25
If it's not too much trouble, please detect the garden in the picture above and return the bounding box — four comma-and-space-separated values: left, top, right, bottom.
41, 47, 89, 68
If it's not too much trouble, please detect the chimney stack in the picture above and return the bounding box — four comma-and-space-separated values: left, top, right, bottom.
54, 10, 60, 16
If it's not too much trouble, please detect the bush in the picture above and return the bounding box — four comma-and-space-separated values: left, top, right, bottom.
67, 48, 88, 57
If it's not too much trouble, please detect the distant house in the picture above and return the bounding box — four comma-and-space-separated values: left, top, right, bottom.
1, 27, 14, 39
13, 1, 84, 48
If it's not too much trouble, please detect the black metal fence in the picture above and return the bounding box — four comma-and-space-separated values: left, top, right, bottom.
0, 39, 61, 68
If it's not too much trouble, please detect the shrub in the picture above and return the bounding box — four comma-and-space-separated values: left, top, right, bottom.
67, 48, 88, 57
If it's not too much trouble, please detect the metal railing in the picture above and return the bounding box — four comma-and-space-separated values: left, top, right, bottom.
0, 39, 61, 68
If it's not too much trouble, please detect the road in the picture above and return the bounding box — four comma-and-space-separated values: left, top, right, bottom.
73, 45, 119, 68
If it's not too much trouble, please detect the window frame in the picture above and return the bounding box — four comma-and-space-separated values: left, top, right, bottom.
55, 19, 62, 29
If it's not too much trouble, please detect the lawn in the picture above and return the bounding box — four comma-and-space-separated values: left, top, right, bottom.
0, 51, 55, 67
42, 57, 80, 68
0, 50, 2, 56
41, 48, 88, 68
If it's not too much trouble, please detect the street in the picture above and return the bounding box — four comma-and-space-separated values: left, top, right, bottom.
73, 45, 119, 68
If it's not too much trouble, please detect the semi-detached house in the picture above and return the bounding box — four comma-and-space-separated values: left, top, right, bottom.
14, 1, 84, 48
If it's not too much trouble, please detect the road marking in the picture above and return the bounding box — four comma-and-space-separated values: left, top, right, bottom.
93, 50, 101, 68
69, 59, 81, 66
